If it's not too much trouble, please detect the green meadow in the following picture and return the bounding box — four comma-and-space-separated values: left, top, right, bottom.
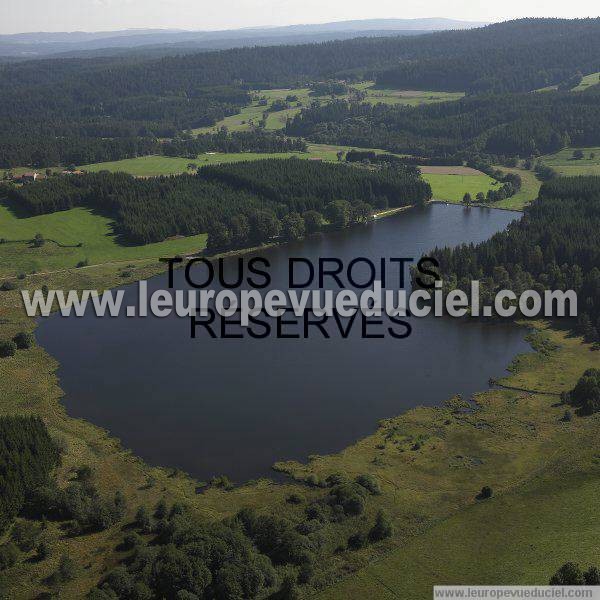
572, 72, 600, 92
422, 172, 498, 203
0, 203, 206, 275
194, 83, 463, 134
78, 144, 403, 175
540, 146, 600, 176
535, 71, 600, 93
491, 166, 541, 210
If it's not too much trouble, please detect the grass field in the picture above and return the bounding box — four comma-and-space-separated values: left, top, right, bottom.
80, 152, 307, 176
77, 144, 404, 175
193, 83, 463, 134
572, 72, 600, 92
422, 172, 498, 203
423, 166, 539, 210
491, 166, 541, 210
0, 203, 206, 274
535, 71, 600, 93
540, 146, 600, 176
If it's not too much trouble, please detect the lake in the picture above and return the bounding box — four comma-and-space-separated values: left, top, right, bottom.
37, 204, 530, 483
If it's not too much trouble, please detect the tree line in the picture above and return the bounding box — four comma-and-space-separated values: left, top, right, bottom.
0, 416, 60, 533
162, 130, 307, 159
2, 19, 600, 168
422, 175, 600, 342
3, 160, 431, 246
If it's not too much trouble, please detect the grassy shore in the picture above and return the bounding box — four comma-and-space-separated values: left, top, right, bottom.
299, 324, 600, 598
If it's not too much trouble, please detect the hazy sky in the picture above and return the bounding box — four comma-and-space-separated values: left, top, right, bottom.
2, 0, 599, 34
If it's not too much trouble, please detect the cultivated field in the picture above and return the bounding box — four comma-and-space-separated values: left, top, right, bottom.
419, 165, 483, 175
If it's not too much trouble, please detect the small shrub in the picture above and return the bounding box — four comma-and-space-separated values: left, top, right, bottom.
11, 521, 42, 552
13, 331, 35, 350
550, 562, 584, 585
135, 505, 151, 532
286, 493, 304, 504
0, 542, 19, 570
154, 498, 168, 520
0, 281, 16, 291
304, 473, 321, 487
347, 531, 367, 550
36, 540, 50, 561
51, 554, 77, 584
585, 566, 600, 585
122, 532, 143, 551
76, 259, 89, 268
355, 474, 382, 495
369, 509, 394, 541
75, 464, 93, 481
210, 475, 234, 490
478, 486, 493, 500
0, 340, 17, 358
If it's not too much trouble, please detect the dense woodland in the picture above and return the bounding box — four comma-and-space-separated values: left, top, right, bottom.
0, 416, 60, 533
3, 160, 431, 245
162, 130, 307, 159
426, 176, 600, 341
286, 87, 600, 158
1, 19, 600, 167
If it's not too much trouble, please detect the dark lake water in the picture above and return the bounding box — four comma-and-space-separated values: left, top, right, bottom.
37, 204, 530, 483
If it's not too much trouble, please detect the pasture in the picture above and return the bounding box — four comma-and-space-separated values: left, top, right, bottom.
0, 203, 206, 275
193, 82, 463, 134
77, 144, 402, 175
540, 147, 600, 176
572, 72, 600, 92
422, 172, 498, 203
491, 166, 541, 210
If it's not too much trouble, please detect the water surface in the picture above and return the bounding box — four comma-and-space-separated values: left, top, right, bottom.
37, 205, 529, 482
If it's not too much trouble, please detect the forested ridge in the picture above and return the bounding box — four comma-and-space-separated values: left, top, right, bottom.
426, 176, 600, 341
3, 160, 431, 245
1, 19, 600, 167
286, 86, 600, 158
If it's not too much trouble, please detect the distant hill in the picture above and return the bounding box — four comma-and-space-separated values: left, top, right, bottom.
0, 18, 487, 58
